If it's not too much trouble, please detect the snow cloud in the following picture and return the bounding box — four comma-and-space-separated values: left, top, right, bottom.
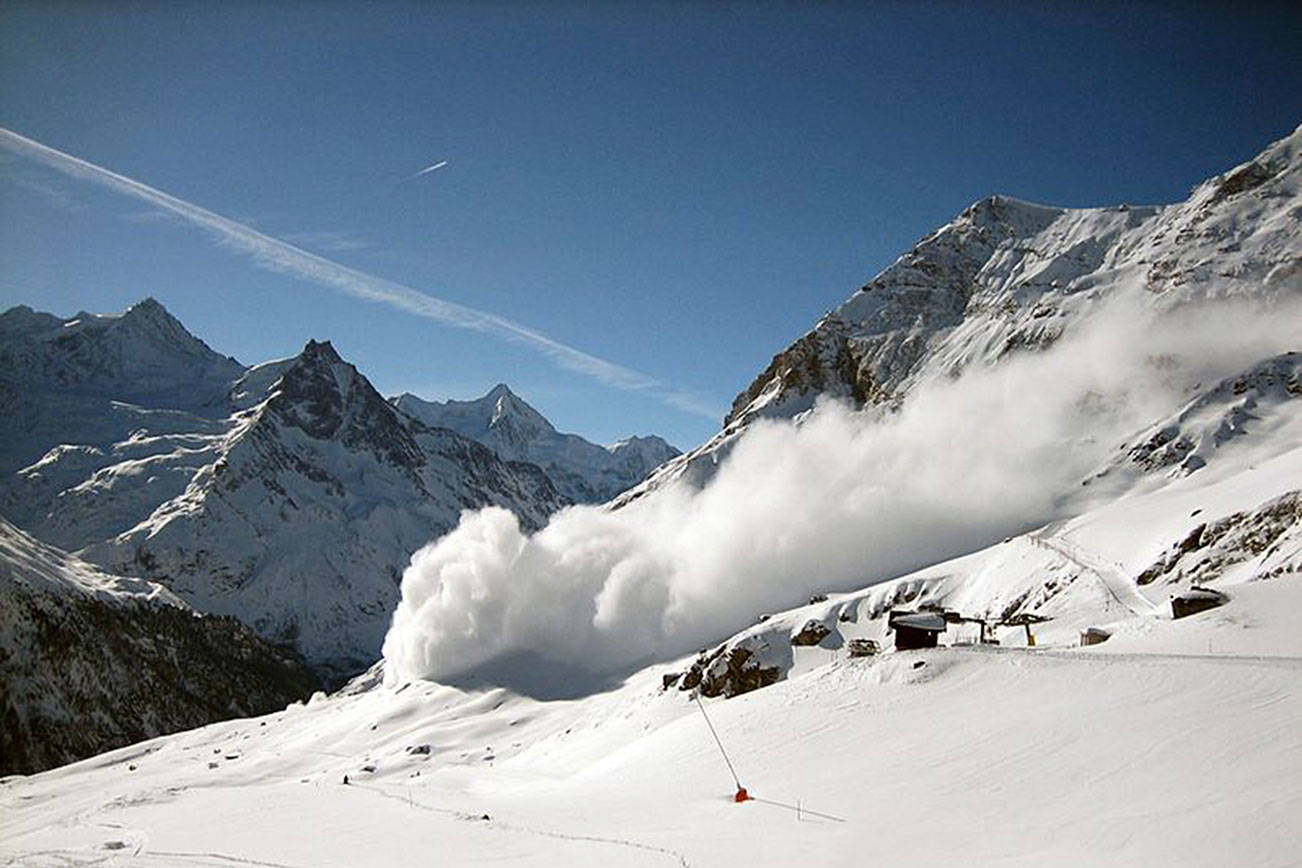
382, 290, 1301, 685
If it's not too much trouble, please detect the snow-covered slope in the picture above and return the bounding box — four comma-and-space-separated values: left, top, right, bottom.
3, 438, 1297, 864
620, 124, 1302, 504
1085, 351, 1302, 494
75, 340, 566, 683
0, 516, 317, 776
394, 386, 679, 503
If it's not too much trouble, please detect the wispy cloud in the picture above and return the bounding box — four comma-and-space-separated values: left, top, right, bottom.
412, 159, 448, 178
281, 229, 373, 253
1, 164, 86, 212
0, 127, 720, 421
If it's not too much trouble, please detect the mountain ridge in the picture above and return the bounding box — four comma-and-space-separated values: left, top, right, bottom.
617, 124, 1302, 505
394, 386, 679, 503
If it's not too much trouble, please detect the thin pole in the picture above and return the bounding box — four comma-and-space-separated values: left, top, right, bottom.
693, 693, 742, 789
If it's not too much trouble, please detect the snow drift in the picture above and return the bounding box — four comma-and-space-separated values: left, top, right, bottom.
383, 290, 1301, 684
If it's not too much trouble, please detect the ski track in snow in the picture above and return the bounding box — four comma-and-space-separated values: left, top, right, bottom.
1028, 528, 1162, 617
350, 781, 694, 867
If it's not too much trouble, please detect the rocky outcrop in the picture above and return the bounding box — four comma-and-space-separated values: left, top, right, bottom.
673, 635, 786, 699
1136, 490, 1301, 586
790, 619, 833, 647
1113, 354, 1302, 478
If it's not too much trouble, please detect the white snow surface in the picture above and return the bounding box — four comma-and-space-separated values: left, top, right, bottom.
0, 516, 182, 607
3, 442, 1299, 866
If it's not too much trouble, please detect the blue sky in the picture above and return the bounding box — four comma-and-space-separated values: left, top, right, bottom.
2, 2, 1299, 450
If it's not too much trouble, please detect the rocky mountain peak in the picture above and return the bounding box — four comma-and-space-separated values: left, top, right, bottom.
122, 295, 169, 321
0, 304, 62, 338
488, 387, 555, 437
297, 338, 344, 366
265, 340, 423, 470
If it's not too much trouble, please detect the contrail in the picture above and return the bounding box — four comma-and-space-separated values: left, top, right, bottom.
0, 127, 720, 420
413, 160, 448, 178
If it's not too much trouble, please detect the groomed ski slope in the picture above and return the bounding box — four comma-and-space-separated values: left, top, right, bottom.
3, 449, 1300, 866
2, 612, 1298, 867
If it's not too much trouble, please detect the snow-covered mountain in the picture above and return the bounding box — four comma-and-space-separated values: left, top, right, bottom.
78, 340, 565, 682
619, 124, 1302, 504
0, 516, 317, 775
0, 298, 242, 474
394, 386, 679, 503
0, 303, 571, 683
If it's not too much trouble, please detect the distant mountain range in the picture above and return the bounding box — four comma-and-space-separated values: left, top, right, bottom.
0, 300, 677, 684
394, 387, 678, 503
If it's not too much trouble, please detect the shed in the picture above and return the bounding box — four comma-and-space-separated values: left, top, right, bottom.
887, 610, 947, 650
1171, 587, 1228, 619
1079, 627, 1111, 647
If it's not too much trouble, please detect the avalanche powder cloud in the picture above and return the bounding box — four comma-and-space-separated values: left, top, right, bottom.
382, 291, 1300, 685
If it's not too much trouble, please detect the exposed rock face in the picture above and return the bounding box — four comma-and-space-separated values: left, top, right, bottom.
1136, 490, 1301, 586
1113, 354, 1302, 478
676, 635, 787, 698
790, 619, 833, 646
846, 638, 880, 657
618, 126, 1302, 506
0, 518, 317, 775
393, 386, 679, 503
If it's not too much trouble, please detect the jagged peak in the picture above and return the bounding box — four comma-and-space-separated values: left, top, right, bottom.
0, 303, 61, 336
298, 338, 343, 364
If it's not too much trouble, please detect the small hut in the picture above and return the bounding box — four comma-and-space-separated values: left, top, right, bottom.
887, 610, 947, 650
1171, 587, 1228, 619
1079, 627, 1111, 647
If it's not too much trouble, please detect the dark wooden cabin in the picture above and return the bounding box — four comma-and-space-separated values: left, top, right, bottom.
887, 610, 947, 650
1171, 587, 1228, 619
